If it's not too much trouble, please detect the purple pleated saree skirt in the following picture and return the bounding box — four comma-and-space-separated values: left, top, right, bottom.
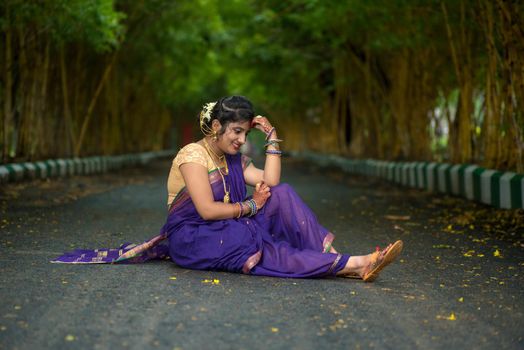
53, 153, 349, 278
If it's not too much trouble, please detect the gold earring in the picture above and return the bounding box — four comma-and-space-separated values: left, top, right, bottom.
212, 131, 218, 142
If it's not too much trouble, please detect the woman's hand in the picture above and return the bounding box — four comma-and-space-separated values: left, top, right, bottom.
251, 116, 274, 137
253, 181, 271, 210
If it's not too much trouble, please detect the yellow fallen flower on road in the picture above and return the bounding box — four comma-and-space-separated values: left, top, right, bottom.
202, 279, 220, 285
436, 312, 456, 321
463, 250, 475, 257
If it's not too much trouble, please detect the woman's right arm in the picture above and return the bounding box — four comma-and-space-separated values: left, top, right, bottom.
179, 162, 270, 220
179, 163, 238, 220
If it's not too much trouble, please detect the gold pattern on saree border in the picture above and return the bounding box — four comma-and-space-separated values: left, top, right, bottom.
327, 254, 342, 274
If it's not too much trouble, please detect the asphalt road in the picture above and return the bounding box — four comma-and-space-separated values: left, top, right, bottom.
0, 157, 523, 350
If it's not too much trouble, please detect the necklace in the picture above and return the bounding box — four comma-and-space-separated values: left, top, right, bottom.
203, 138, 230, 203
206, 141, 225, 162
202, 138, 228, 174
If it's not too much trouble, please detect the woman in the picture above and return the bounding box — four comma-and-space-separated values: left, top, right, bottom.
54, 96, 402, 282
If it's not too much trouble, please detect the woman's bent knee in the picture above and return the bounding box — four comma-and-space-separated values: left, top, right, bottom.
270, 183, 293, 196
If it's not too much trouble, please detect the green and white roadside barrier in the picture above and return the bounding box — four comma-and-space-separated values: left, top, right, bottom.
0, 150, 174, 185
298, 152, 524, 210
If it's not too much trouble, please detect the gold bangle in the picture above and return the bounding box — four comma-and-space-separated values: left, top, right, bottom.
236, 202, 243, 218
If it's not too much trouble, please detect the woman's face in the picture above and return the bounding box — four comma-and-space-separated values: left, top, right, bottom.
215, 120, 251, 155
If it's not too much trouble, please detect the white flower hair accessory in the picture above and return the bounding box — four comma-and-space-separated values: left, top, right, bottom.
200, 102, 216, 124
199, 101, 217, 136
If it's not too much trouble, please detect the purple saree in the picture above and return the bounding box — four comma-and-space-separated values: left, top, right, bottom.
53, 153, 349, 278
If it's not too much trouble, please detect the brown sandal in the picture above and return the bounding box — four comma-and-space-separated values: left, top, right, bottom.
340, 244, 392, 280
341, 272, 362, 279
340, 246, 380, 280
362, 240, 403, 282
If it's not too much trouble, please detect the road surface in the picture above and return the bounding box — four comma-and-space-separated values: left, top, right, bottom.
1, 157, 522, 349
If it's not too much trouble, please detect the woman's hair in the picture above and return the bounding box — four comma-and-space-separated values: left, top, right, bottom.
203, 96, 255, 134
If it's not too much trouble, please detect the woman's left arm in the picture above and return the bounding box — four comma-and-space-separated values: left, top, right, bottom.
244, 116, 281, 187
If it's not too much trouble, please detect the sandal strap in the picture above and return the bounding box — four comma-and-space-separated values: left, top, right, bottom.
363, 251, 381, 276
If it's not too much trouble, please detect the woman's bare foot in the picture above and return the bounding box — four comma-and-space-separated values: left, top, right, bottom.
336, 254, 371, 277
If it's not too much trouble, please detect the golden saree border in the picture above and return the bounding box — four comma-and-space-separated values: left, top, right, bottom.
242, 250, 262, 274
322, 232, 335, 253
327, 253, 342, 275
169, 167, 227, 213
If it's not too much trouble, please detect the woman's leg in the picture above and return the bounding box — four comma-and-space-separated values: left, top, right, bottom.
169, 219, 263, 273
250, 237, 350, 278
255, 183, 336, 253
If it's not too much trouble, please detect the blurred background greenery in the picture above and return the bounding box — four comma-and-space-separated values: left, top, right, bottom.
1, 0, 523, 171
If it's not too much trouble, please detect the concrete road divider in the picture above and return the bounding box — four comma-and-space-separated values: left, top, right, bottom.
297, 152, 524, 210
0, 150, 174, 185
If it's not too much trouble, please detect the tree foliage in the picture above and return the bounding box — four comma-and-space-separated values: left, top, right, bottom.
1, 0, 523, 171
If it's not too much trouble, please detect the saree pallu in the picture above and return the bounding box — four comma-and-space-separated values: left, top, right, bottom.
53, 153, 349, 278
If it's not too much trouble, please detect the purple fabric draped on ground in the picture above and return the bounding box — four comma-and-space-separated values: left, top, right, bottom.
53, 152, 349, 277
51, 243, 169, 264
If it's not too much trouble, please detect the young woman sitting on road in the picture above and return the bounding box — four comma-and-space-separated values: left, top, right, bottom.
54, 95, 402, 282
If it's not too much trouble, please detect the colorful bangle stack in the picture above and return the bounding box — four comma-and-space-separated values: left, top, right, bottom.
246, 199, 258, 217
264, 128, 283, 157
265, 149, 282, 156
264, 139, 283, 148
236, 199, 258, 218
